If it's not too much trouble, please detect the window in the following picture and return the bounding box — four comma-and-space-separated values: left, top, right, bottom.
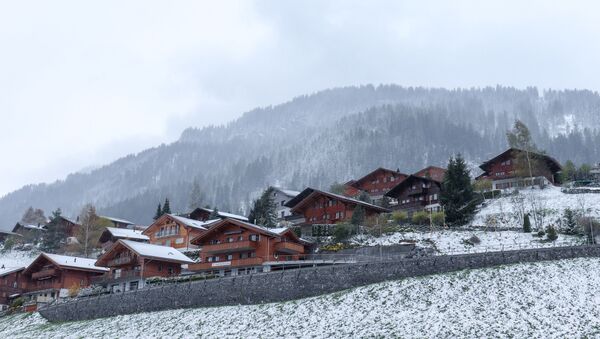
227, 254, 233, 261
167, 266, 174, 275
130, 281, 139, 290
238, 235, 244, 241
227, 237, 233, 243
250, 234, 260, 241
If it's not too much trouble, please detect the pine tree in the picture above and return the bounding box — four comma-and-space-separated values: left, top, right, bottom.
440, 154, 475, 225
162, 198, 171, 215
40, 208, 68, 253
188, 180, 204, 210
153, 203, 162, 220
523, 213, 532, 233
351, 205, 366, 226
563, 208, 577, 234
248, 187, 277, 227
209, 207, 220, 219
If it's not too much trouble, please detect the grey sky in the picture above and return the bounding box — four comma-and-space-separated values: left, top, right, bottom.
1, 0, 599, 197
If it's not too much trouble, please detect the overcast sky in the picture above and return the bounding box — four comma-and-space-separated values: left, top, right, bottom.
1, 0, 599, 197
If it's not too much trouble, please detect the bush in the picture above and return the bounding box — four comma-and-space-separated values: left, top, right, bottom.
463, 235, 481, 246
392, 211, 408, 224
431, 212, 445, 226
333, 224, 353, 243
537, 230, 546, 237
546, 225, 558, 241
9, 297, 24, 310
523, 214, 532, 233
68, 284, 81, 298
412, 211, 429, 225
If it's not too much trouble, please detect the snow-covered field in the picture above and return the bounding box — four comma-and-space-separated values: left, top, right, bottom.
2, 258, 600, 338
472, 186, 600, 229
353, 229, 586, 255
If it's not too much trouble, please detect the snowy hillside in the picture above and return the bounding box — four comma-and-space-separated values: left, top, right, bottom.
2, 258, 600, 338
472, 186, 600, 229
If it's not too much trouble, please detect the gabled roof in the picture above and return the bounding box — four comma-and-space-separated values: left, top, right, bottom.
413, 166, 446, 182
273, 187, 301, 197
100, 216, 135, 225
284, 188, 390, 213
104, 227, 149, 241
479, 148, 562, 173
59, 216, 80, 226
350, 167, 408, 188
12, 222, 46, 233
96, 240, 195, 266
187, 207, 249, 222
190, 218, 298, 245
23, 253, 108, 275
0, 267, 25, 277
385, 174, 443, 198
143, 214, 217, 236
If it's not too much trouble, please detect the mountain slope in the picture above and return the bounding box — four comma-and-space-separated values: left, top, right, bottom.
1, 85, 599, 227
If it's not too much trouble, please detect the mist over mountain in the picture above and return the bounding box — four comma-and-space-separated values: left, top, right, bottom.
2, 85, 599, 229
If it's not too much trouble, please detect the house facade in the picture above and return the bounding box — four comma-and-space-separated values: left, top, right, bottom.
187, 207, 249, 222
143, 214, 215, 251
100, 216, 135, 229
271, 188, 300, 220
93, 239, 194, 292
344, 168, 408, 200
98, 227, 149, 252
285, 188, 390, 226
189, 218, 310, 276
20, 253, 108, 309
0, 267, 25, 309
477, 148, 562, 190
385, 174, 444, 215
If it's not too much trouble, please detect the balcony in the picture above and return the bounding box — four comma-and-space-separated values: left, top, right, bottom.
91, 270, 142, 285
190, 257, 263, 271
201, 240, 257, 254
107, 256, 136, 267
31, 268, 58, 280
274, 241, 304, 254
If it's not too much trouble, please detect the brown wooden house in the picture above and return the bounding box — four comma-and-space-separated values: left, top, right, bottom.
143, 214, 217, 251
477, 148, 562, 190
285, 188, 390, 226
187, 207, 249, 222
94, 239, 194, 292
21, 253, 108, 308
98, 227, 149, 251
189, 218, 311, 276
0, 267, 25, 309
385, 173, 444, 215
343, 168, 408, 200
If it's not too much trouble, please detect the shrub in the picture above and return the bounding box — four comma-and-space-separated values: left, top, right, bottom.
463, 235, 481, 246
68, 284, 81, 298
10, 297, 23, 310
546, 225, 558, 241
412, 211, 429, 225
562, 209, 577, 234
333, 224, 353, 243
523, 214, 532, 233
537, 230, 546, 237
392, 211, 408, 224
431, 212, 445, 226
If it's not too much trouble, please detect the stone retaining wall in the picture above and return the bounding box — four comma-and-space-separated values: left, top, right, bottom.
39, 245, 600, 322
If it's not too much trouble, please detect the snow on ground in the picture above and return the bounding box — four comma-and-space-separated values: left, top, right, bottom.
2, 258, 600, 338
472, 186, 600, 229
0, 249, 37, 274
352, 229, 586, 255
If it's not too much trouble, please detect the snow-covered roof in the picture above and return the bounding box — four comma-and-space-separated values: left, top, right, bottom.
43, 253, 108, 272
101, 216, 135, 225
0, 266, 25, 277
169, 214, 216, 230
106, 227, 149, 241
119, 240, 194, 264
209, 209, 249, 222
22, 224, 46, 231
274, 188, 301, 197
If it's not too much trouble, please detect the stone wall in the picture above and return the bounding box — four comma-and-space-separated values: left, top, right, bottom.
39, 245, 600, 322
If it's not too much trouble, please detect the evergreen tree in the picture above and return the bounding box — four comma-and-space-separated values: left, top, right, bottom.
546, 225, 558, 241
162, 198, 171, 215
562, 160, 576, 182
209, 207, 220, 220
248, 187, 277, 227
351, 205, 366, 225
563, 208, 577, 234
40, 209, 68, 253
523, 213, 532, 233
380, 196, 391, 209
188, 180, 204, 210
440, 154, 476, 225
358, 191, 372, 203
153, 203, 162, 220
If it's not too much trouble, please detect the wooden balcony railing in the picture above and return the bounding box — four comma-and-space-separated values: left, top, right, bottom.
201, 240, 257, 254
91, 270, 142, 285
190, 257, 264, 271
107, 256, 136, 267
274, 241, 304, 254
31, 268, 58, 280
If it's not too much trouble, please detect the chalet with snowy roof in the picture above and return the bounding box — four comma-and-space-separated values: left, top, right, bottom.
12, 222, 46, 238
187, 207, 249, 223
476, 148, 562, 190
0, 267, 25, 309
143, 214, 217, 251
98, 227, 149, 251
344, 168, 408, 200
285, 188, 390, 228
189, 218, 311, 276
93, 239, 194, 292
0, 229, 21, 243
21, 253, 108, 309
100, 216, 135, 229
270, 187, 301, 220
385, 171, 444, 215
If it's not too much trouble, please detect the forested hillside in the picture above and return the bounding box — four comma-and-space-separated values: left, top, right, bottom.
1, 85, 599, 227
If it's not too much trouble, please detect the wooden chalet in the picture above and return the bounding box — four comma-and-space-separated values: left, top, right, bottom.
344, 168, 408, 200
100, 216, 135, 229
187, 207, 249, 222
285, 188, 390, 228
21, 253, 108, 308
385, 172, 444, 215
414, 166, 446, 183
94, 239, 194, 292
143, 214, 217, 251
12, 222, 45, 239
189, 218, 311, 276
0, 267, 26, 309
477, 148, 562, 190
98, 227, 149, 251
